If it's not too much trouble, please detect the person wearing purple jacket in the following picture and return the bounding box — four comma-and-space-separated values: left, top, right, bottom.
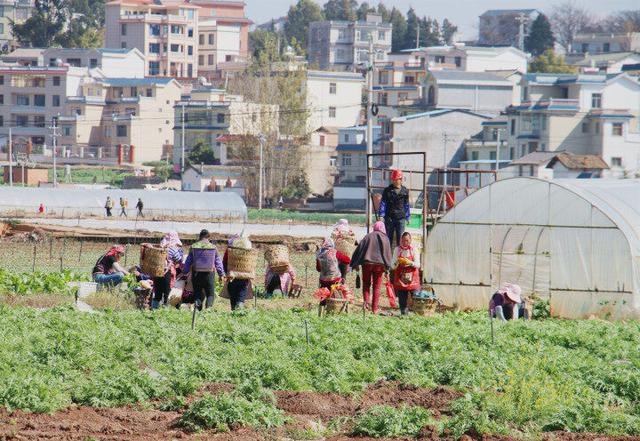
183, 229, 225, 310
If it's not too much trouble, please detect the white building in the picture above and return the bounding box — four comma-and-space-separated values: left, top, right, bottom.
572, 32, 640, 54
305, 70, 364, 132
567, 52, 640, 74
42, 48, 146, 78
500, 151, 609, 179
181, 163, 244, 194
459, 117, 509, 187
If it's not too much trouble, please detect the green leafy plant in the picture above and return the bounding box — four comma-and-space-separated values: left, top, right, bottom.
352, 405, 435, 438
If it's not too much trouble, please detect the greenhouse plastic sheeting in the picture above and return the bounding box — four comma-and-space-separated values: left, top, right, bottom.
425, 177, 640, 319
0, 187, 247, 220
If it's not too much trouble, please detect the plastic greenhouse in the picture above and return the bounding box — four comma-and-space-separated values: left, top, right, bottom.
0, 187, 247, 221
425, 177, 640, 319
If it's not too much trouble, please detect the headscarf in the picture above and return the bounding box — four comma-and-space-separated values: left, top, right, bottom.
332, 218, 349, 232
317, 237, 335, 260
105, 245, 125, 257
227, 233, 240, 247
372, 221, 386, 235
160, 231, 182, 248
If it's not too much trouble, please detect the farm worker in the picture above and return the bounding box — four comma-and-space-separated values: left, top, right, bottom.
331, 219, 355, 281
317, 237, 350, 288
92, 245, 129, 287
104, 196, 114, 217
222, 233, 254, 310
38, 203, 44, 214
119, 197, 128, 217
391, 232, 421, 315
379, 169, 410, 247
489, 283, 529, 321
184, 229, 225, 310
349, 221, 392, 314
136, 198, 144, 217
265, 263, 296, 297
151, 231, 184, 309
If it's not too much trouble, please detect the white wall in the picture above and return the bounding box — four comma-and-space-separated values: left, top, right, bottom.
306, 73, 363, 131
465, 50, 527, 73
100, 53, 145, 78
216, 23, 241, 63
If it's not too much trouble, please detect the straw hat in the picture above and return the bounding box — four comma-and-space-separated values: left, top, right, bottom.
502, 283, 522, 303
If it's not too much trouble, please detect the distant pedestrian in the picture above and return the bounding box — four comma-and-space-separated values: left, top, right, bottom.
136, 198, 144, 217
278, 196, 284, 210
119, 197, 128, 217
38, 203, 44, 215
105, 197, 114, 217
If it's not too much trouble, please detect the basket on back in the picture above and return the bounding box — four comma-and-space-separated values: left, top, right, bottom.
333, 230, 356, 257
265, 244, 290, 274
227, 247, 258, 280
140, 243, 167, 277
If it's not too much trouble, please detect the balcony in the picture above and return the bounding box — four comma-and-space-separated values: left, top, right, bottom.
11, 105, 47, 113
517, 98, 579, 112
464, 139, 508, 148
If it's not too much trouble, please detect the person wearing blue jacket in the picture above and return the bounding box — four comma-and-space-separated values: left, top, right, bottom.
379, 169, 410, 247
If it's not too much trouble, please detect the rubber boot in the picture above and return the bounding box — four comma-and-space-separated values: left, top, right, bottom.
205, 295, 214, 309
151, 299, 160, 310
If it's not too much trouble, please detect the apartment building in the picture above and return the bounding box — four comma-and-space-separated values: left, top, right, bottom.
105, 0, 200, 78
308, 13, 392, 71
572, 32, 640, 54
567, 52, 640, 74
0, 0, 33, 50
58, 77, 182, 163
478, 9, 540, 47
305, 70, 364, 131
172, 87, 278, 169
42, 48, 146, 78
506, 72, 640, 178
0, 65, 87, 154
458, 117, 509, 187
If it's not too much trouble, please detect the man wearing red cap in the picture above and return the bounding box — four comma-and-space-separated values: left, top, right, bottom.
379, 169, 410, 246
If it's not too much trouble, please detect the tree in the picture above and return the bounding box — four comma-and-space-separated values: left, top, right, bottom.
187, 141, 218, 165
404, 7, 419, 49
284, 0, 323, 51
11, 0, 67, 47
322, 0, 357, 21
281, 173, 311, 200
56, 18, 103, 48
376, 3, 390, 22
550, 1, 594, 52
356, 2, 375, 21
604, 10, 640, 34
418, 17, 440, 47
389, 7, 407, 52
441, 18, 458, 45
525, 14, 555, 56
529, 49, 576, 73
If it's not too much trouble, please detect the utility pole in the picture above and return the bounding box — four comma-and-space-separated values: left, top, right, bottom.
495, 128, 501, 181
516, 13, 527, 52
180, 102, 186, 173
442, 133, 449, 191
416, 23, 420, 49
365, 36, 374, 228
8, 126, 12, 186
50, 115, 60, 187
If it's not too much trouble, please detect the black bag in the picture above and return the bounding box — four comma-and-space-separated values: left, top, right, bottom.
355, 271, 361, 289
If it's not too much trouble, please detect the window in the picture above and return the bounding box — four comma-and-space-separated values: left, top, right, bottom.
199, 34, 204, 45
471, 151, 479, 160
0, 116, 3, 126
150, 24, 160, 36
171, 44, 181, 52
595, 122, 600, 134
121, 42, 127, 49
187, 64, 193, 77
581, 43, 588, 53
454, 56, 461, 67
0, 6, 4, 17
0, 94, 3, 104
489, 151, 496, 160
34, 94, 45, 106
121, 24, 126, 35
0, 76, 3, 85
52, 95, 60, 107
435, 55, 445, 63
16, 95, 29, 106
188, 45, 193, 55
329, 82, 336, 94
34, 116, 45, 127
116, 125, 127, 137
146, 88, 152, 97
198, 55, 204, 66
378, 93, 387, 105
187, 28, 193, 38
329, 106, 336, 118
149, 61, 160, 75
582, 122, 589, 133
359, 30, 370, 42
63, 126, 71, 136
16, 115, 28, 126
208, 34, 214, 45
319, 135, 325, 146
338, 29, 347, 40
378, 30, 385, 40
74, 108, 82, 116
510, 119, 515, 135
149, 43, 160, 53
342, 153, 351, 166
225, 55, 232, 62
510, 147, 515, 159
130, 87, 137, 97
611, 157, 622, 167
603, 43, 610, 52
398, 92, 408, 101
404, 75, 415, 84
217, 113, 225, 123
591, 93, 602, 109
541, 115, 546, 131
612, 122, 623, 136
343, 134, 350, 143
171, 25, 183, 34
336, 48, 345, 61
378, 71, 388, 84
208, 54, 214, 65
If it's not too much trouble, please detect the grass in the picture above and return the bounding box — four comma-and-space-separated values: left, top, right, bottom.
48, 167, 134, 186
1, 307, 639, 438
248, 208, 365, 225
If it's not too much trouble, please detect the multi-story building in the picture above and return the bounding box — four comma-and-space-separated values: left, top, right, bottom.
478, 9, 540, 47
172, 87, 278, 169
193, 0, 250, 79
308, 13, 392, 71
305, 70, 364, 131
42, 48, 146, 78
459, 117, 510, 187
506, 72, 640, 178
0, 47, 43, 66
567, 52, 640, 74
572, 32, 640, 54
0, 65, 88, 152
105, 0, 200, 78
58, 77, 182, 163
0, 0, 33, 51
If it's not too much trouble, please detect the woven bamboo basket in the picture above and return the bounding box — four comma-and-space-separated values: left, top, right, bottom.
134, 287, 151, 310
265, 245, 290, 273
141, 243, 167, 277
410, 298, 438, 316
335, 237, 356, 257
227, 247, 258, 279
325, 297, 350, 315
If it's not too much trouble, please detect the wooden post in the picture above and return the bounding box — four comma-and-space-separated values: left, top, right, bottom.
32, 243, 37, 272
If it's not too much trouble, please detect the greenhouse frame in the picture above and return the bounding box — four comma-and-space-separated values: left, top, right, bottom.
425, 177, 640, 319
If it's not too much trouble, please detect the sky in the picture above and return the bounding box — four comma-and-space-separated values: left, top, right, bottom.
246, 0, 639, 40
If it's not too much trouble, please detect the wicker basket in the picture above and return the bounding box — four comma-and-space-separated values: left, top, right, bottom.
325, 297, 350, 315
227, 247, 258, 280
265, 245, 290, 266
335, 237, 356, 257
141, 243, 167, 277
134, 287, 151, 310
410, 298, 438, 316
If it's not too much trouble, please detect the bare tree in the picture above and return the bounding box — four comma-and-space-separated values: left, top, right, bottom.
603, 10, 640, 33
550, 1, 594, 52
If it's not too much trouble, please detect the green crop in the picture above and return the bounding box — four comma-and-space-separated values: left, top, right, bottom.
352, 405, 436, 438
0, 269, 87, 295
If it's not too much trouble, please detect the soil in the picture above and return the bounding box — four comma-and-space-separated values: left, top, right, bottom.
1, 382, 639, 441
